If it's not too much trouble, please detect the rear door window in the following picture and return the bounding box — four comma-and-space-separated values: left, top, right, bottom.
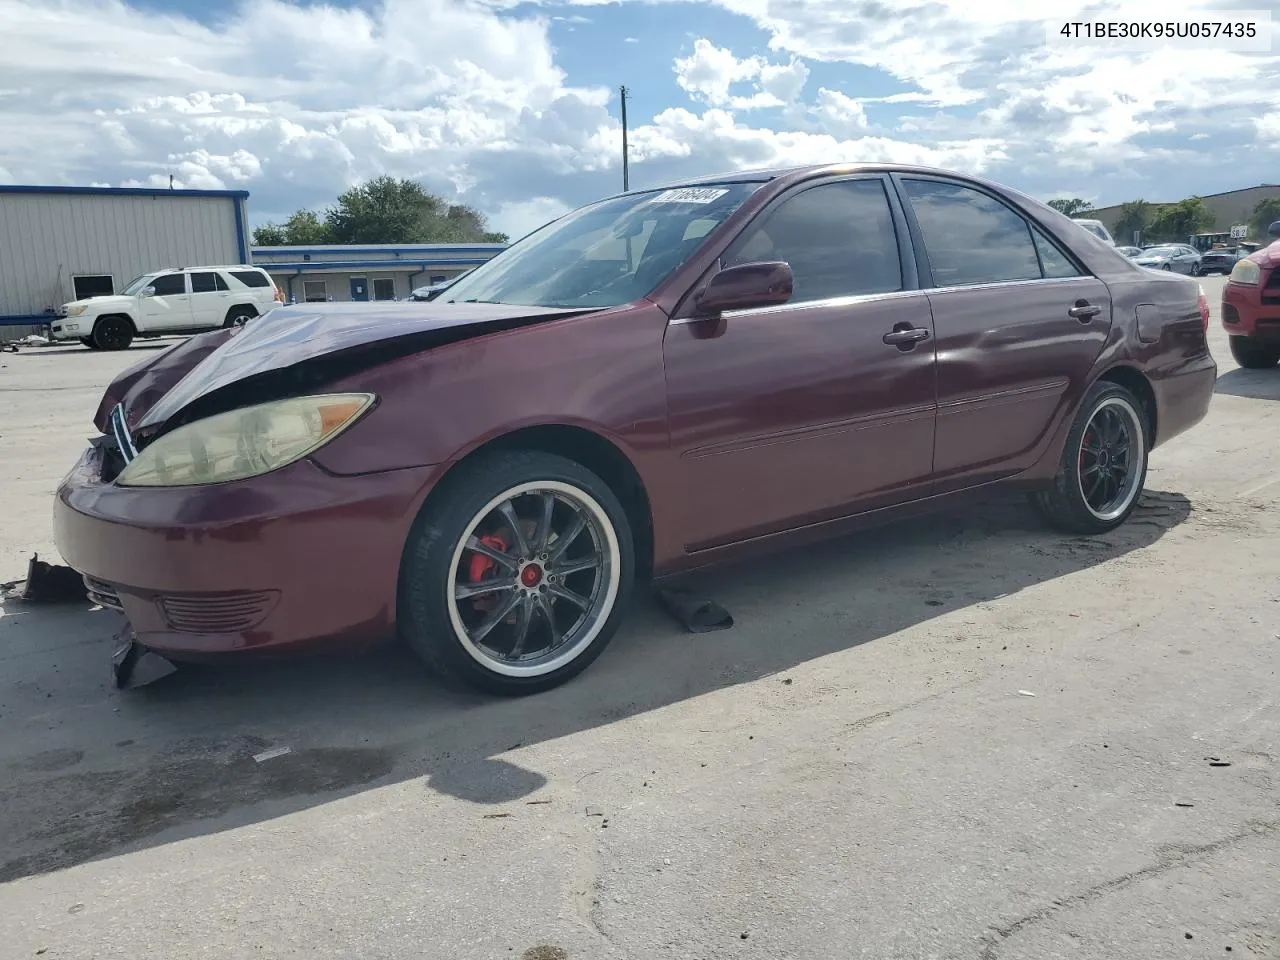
901, 179, 1042, 286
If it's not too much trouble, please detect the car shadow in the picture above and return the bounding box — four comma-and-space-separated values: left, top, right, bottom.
18, 341, 178, 358
0, 490, 1193, 883
1215, 366, 1280, 400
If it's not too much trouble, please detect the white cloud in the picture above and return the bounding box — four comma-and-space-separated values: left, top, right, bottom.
812, 88, 867, 136
673, 38, 809, 110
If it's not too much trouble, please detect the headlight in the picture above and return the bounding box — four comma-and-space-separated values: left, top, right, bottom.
66, 304, 87, 317
1229, 260, 1260, 285
116, 393, 375, 487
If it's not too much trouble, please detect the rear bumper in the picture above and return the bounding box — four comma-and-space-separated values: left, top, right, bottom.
1150, 350, 1216, 449
53, 443, 439, 658
1222, 278, 1280, 341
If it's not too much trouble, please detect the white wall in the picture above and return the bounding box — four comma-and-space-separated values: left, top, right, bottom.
266, 269, 469, 303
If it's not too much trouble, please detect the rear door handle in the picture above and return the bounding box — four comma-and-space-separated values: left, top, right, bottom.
1068, 301, 1102, 321
882, 327, 930, 347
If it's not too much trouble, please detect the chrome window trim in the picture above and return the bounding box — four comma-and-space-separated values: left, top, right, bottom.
668, 274, 1096, 325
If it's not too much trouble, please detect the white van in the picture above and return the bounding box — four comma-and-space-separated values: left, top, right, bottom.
1071, 218, 1116, 245
50, 265, 283, 350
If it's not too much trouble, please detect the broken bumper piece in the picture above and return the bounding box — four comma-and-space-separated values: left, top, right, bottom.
112, 626, 177, 689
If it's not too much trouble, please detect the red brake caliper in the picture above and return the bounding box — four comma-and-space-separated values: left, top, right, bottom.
468, 533, 510, 613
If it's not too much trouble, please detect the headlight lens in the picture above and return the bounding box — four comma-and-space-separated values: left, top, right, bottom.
116, 393, 375, 487
66, 304, 87, 317
1229, 259, 1260, 285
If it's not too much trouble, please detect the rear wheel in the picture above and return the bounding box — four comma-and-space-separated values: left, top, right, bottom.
398, 450, 635, 695
1030, 381, 1149, 535
1161, 263, 1172, 271
223, 306, 258, 328
1229, 335, 1280, 369
92, 315, 134, 351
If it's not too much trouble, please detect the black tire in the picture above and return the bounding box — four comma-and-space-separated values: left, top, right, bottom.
1161, 263, 1172, 271
92, 315, 134, 351
1029, 380, 1150, 535
1190, 263, 1201, 276
79, 337, 101, 350
398, 449, 635, 695
223, 305, 258, 328
1229, 336, 1280, 369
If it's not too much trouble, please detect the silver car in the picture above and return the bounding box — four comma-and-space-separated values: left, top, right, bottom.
1134, 244, 1203, 275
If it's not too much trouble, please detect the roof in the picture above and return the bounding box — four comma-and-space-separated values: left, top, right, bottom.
0, 184, 249, 199
1093, 184, 1280, 210
257, 258, 491, 272
252, 243, 506, 254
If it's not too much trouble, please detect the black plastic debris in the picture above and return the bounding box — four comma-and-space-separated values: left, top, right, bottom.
112, 627, 177, 689
656, 586, 734, 633
1, 554, 87, 604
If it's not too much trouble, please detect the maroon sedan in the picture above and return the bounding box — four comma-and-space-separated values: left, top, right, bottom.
54, 164, 1216, 694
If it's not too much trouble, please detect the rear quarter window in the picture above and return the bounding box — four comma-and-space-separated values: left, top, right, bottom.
230, 270, 272, 288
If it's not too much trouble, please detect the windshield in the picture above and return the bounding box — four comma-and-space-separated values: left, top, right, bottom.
442, 183, 762, 309
122, 273, 158, 295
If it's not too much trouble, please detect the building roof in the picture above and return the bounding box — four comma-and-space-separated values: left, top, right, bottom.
0, 184, 250, 199
1093, 183, 1280, 211
253, 243, 505, 256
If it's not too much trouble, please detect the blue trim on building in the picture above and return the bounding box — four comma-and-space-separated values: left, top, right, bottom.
233, 197, 248, 263
256, 258, 493, 271
0, 314, 55, 328
252, 244, 505, 257
0, 185, 250, 199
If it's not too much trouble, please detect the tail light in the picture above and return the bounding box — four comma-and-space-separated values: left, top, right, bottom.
1197, 284, 1209, 331
274, 285, 285, 303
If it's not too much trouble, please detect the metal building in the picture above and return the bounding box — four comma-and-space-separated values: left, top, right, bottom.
0, 185, 249, 337
252, 243, 506, 304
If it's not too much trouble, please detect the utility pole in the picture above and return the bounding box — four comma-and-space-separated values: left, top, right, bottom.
619, 84, 630, 192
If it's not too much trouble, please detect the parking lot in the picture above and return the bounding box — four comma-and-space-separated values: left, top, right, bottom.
1, 274, 1278, 959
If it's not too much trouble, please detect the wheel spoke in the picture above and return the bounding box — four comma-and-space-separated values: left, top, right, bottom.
1086, 471, 1104, 503
454, 576, 517, 601
470, 590, 522, 643
497, 501, 531, 557
465, 535, 517, 570
1081, 464, 1100, 480
553, 554, 601, 578
547, 513, 587, 563
506, 595, 536, 659
532, 493, 556, 553
536, 592, 560, 647
548, 582, 590, 609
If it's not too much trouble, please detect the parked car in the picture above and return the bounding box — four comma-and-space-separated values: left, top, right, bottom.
1199, 246, 1249, 275
54, 163, 1216, 695
1116, 245, 1143, 258
1221, 220, 1280, 368
1133, 244, 1203, 275
50, 265, 282, 350
1072, 218, 1115, 245
410, 271, 472, 302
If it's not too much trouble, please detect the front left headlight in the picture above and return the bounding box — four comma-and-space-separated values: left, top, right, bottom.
116, 393, 376, 487
1229, 259, 1261, 285
66, 304, 88, 318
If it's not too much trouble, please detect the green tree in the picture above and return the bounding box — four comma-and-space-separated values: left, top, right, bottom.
1112, 200, 1152, 244
1048, 197, 1094, 217
323, 176, 505, 244
1147, 197, 1212, 243
1251, 197, 1280, 241
252, 223, 287, 245
282, 209, 332, 244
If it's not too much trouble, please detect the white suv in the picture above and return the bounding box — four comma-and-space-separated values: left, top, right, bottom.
50, 265, 282, 350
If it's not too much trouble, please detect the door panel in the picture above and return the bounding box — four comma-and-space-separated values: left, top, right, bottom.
137, 273, 193, 331
350, 277, 369, 302
926, 277, 1113, 489
189, 271, 230, 327
665, 294, 937, 550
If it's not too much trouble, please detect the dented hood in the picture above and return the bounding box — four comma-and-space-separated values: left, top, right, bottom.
134, 300, 588, 430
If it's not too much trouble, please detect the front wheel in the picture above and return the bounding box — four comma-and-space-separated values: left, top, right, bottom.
1030, 381, 1149, 535
79, 337, 101, 350
91, 315, 134, 351
1229, 336, 1280, 369
1190, 263, 1201, 276
398, 450, 635, 695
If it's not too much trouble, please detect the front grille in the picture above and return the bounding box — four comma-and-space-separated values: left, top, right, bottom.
157, 591, 279, 633
84, 576, 123, 611
1265, 268, 1280, 291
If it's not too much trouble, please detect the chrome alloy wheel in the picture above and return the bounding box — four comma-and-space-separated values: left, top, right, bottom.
1076, 396, 1146, 522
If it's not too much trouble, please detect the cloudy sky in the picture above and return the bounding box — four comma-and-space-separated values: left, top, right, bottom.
1, 0, 1277, 238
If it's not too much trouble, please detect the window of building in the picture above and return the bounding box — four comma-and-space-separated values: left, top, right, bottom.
72, 275, 114, 300
231, 269, 272, 288
302, 280, 328, 302
901, 179, 1042, 286
149, 273, 187, 296
373, 278, 397, 301
726, 178, 904, 303
190, 271, 229, 293
429, 275, 448, 285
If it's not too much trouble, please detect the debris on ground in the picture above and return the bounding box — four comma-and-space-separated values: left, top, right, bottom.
1017, 690, 1037, 697
1, 554, 86, 604
585, 806, 604, 817
655, 585, 734, 633
482, 813, 512, 819
112, 630, 177, 689
1207, 757, 1232, 767
1175, 801, 1196, 808
253, 746, 292, 763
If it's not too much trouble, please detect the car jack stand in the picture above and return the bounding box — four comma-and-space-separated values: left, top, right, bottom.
655, 585, 735, 634
112, 628, 177, 689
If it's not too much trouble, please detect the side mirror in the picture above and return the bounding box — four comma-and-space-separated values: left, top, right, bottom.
695, 261, 793, 314
140, 287, 155, 298
1269, 220, 1280, 239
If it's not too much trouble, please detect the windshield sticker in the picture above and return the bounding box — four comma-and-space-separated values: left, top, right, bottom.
648, 187, 730, 204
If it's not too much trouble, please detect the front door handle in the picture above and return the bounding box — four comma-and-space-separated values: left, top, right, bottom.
883, 326, 930, 350
1068, 301, 1102, 321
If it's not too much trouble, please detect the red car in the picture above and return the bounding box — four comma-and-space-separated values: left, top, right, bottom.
54, 164, 1216, 695
1222, 221, 1280, 369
